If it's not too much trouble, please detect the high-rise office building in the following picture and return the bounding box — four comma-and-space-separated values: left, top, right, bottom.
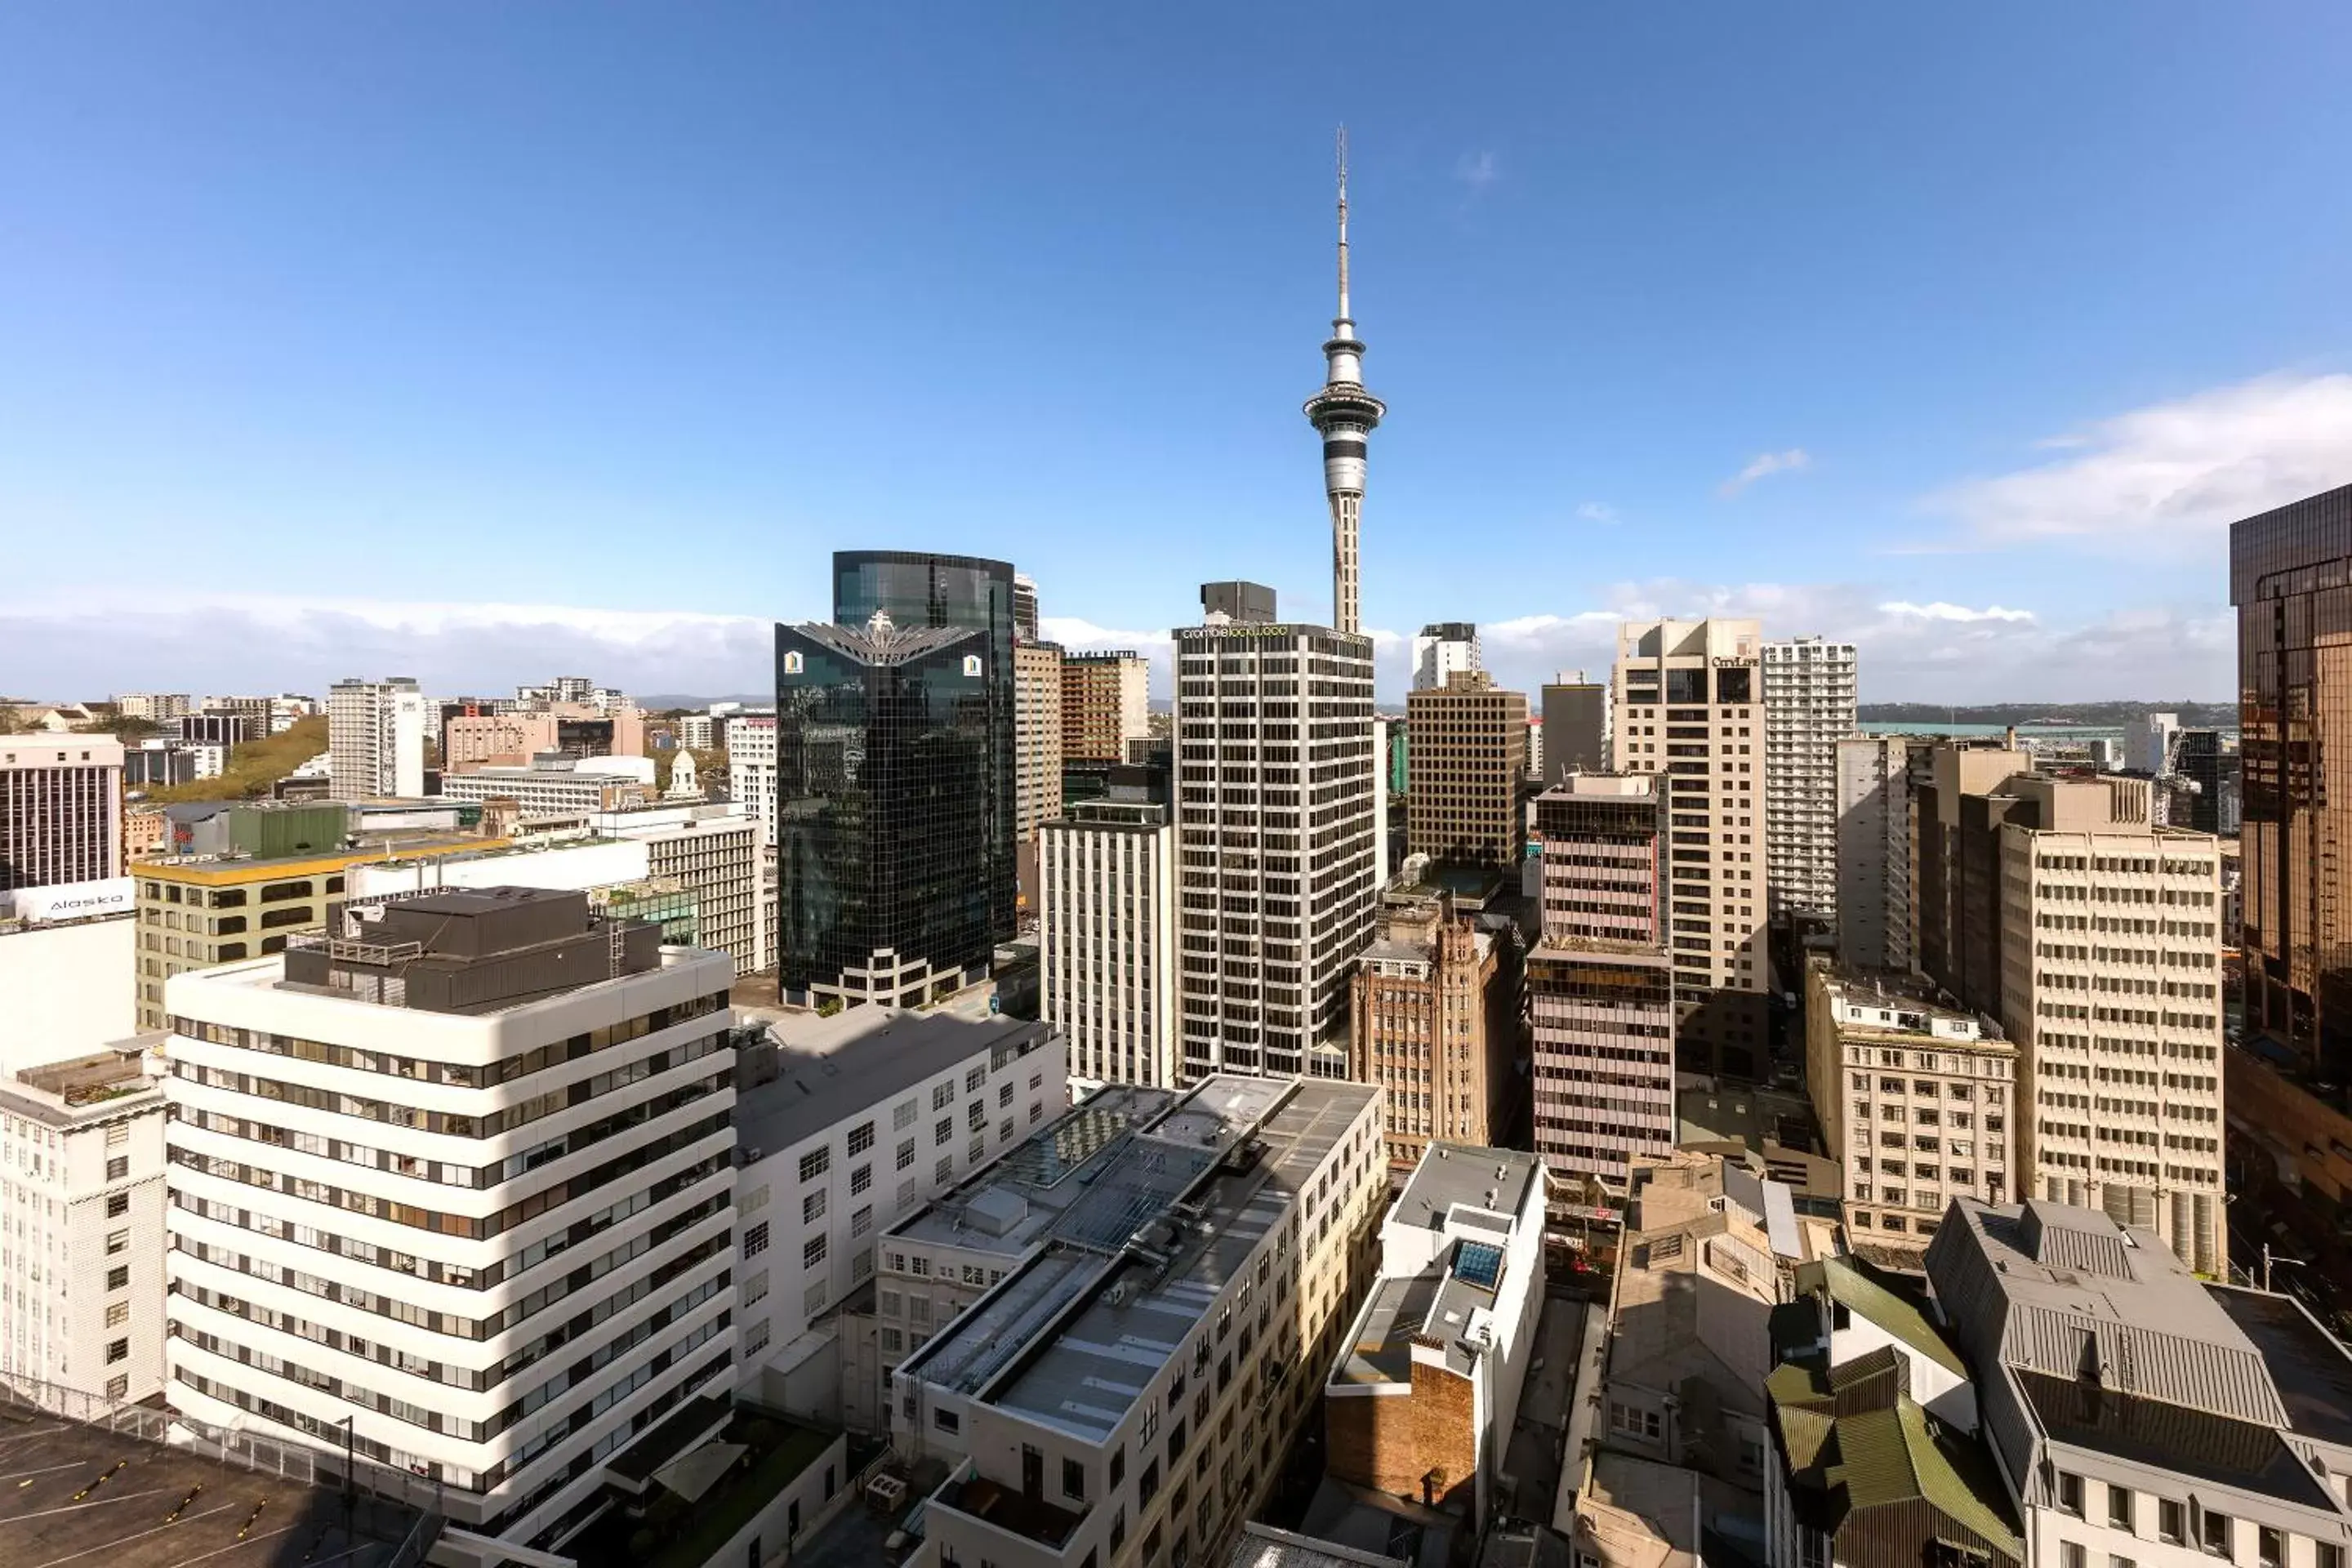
1060, 649, 1151, 761
1173, 593, 1378, 1080
1349, 895, 1513, 1170
831, 550, 1017, 944
1762, 635, 1857, 921
163, 888, 737, 1560
1302, 130, 1383, 637
1013, 639, 1066, 842
2127, 710, 2180, 777
1914, 738, 2029, 1009
1541, 677, 1610, 785
2, 735, 123, 891
1834, 734, 1916, 973
1410, 621, 1481, 691
1404, 670, 1527, 877
1011, 571, 1040, 643
1611, 617, 1770, 1076
1040, 800, 1176, 1088
776, 609, 996, 1009
326, 676, 425, 800
1912, 754, 2227, 1271
1526, 776, 1674, 1212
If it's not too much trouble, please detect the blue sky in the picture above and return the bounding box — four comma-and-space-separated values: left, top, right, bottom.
5, 3, 2350, 703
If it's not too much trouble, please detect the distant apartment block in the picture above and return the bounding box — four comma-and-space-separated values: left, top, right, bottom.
1061, 649, 1152, 761
1015, 639, 1067, 843
1833, 734, 1916, 973
435, 756, 655, 821
1761, 635, 1855, 921
442, 704, 646, 771
326, 676, 425, 800
1040, 800, 1177, 1089
113, 693, 192, 722
2, 735, 123, 891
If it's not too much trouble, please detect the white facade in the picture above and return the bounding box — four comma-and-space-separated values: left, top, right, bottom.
1834, 735, 1913, 973
731, 1014, 1067, 1408
327, 677, 425, 800
2, 735, 123, 890
436, 760, 651, 820
2129, 710, 2180, 775
345, 837, 653, 902
1410, 624, 1481, 691
728, 715, 777, 839
0, 909, 137, 1078
1174, 622, 1379, 1080
1040, 802, 1176, 1089
603, 808, 764, 976
114, 693, 192, 721
1762, 635, 1856, 920
0, 1054, 169, 1404
162, 915, 737, 1562
2002, 801, 2228, 1272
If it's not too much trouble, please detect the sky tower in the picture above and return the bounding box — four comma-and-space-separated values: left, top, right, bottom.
1303, 126, 1386, 638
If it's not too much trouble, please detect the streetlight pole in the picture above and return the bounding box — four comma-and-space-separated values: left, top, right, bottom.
2263, 1242, 2309, 1294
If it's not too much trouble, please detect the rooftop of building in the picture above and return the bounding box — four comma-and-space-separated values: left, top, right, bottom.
904, 1076, 1379, 1442
1810, 966, 2007, 1044
0, 1387, 429, 1568
1604, 1155, 1780, 1423
1286, 1477, 1460, 1566
1227, 1522, 1411, 1568
1784, 1254, 1966, 1375
134, 832, 501, 883
0, 1044, 163, 1126
2014, 1366, 2336, 1507
2209, 1284, 2352, 1449
889, 1081, 1183, 1251
735, 1009, 1057, 1161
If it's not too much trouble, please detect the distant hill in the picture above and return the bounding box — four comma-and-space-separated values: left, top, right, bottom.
1855, 700, 2237, 727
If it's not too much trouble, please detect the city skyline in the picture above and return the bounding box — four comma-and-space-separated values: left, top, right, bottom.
8, 7, 2350, 700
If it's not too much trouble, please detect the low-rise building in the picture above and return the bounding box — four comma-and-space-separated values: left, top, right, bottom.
894, 1075, 1387, 1568
729, 1009, 1065, 1412
436, 755, 655, 821
1325, 1144, 1548, 1528
0, 1045, 169, 1402
1803, 965, 2016, 1254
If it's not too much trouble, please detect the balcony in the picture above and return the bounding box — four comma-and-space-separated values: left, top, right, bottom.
934, 1464, 1089, 1554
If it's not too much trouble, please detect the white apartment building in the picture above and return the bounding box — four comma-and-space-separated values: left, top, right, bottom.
1998, 775, 2228, 1272
1803, 966, 2015, 1251
1611, 617, 1771, 1077
114, 693, 193, 722
327, 676, 425, 800
1325, 1145, 1548, 1529
1762, 635, 1856, 922
730, 1011, 1065, 1408
1834, 734, 1914, 973
894, 1076, 1387, 1568
0, 1047, 169, 1405
1040, 800, 1177, 1089
1410, 621, 1481, 692
2, 735, 123, 891
728, 714, 777, 838
162, 888, 737, 1565
1174, 613, 1379, 1080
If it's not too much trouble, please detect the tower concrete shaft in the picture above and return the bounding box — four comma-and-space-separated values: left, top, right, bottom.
1303, 127, 1384, 637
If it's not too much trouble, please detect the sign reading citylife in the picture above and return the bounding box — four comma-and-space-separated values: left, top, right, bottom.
6, 876, 136, 924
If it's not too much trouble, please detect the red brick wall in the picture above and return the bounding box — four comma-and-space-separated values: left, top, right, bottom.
1325, 1356, 1477, 1512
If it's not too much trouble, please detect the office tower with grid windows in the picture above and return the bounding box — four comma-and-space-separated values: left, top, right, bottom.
1014, 639, 1066, 844
162, 888, 737, 1563
1173, 593, 1378, 1081
1404, 670, 1528, 878
1610, 617, 1770, 1077
1060, 649, 1152, 762
1040, 800, 1176, 1089
1011, 572, 1040, 643
1762, 635, 1856, 921
2, 735, 122, 890
326, 676, 425, 800
776, 609, 998, 1010
1526, 775, 1674, 1215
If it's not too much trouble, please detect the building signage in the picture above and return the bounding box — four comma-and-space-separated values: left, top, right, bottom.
962, 655, 983, 678
7, 876, 136, 924
1710, 657, 1758, 667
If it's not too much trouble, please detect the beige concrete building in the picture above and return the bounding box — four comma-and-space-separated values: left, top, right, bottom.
1015, 640, 1066, 841
1349, 897, 1513, 1172
441, 703, 645, 771
1833, 734, 1917, 973
1803, 965, 2014, 1255
1061, 649, 1151, 761
1405, 670, 1526, 877
1611, 618, 1769, 1077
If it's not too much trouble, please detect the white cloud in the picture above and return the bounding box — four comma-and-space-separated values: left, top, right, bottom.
1931, 372, 2352, 552
1878, 601, 2036, 624
1454, 150, 1499, 192
1576, 501, 1619, 525
1720, 448, 1811, 497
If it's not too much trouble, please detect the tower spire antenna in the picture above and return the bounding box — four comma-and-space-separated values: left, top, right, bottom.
1336, 124, 1351, 323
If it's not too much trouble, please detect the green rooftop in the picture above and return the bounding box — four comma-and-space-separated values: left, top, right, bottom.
1794, 1254, 1967, 1376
